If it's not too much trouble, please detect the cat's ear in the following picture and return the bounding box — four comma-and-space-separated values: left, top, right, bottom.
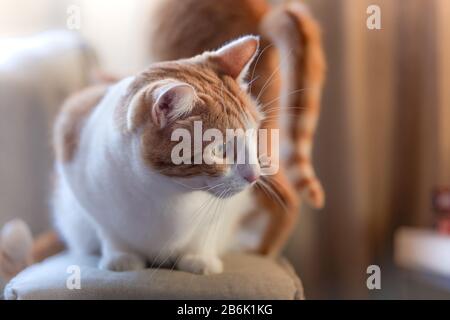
127, 80, 196, 131
151, 82, 196, 128
209, 35, 260, 82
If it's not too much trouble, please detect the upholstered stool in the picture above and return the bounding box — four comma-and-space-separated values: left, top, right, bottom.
3, 253, 304, 300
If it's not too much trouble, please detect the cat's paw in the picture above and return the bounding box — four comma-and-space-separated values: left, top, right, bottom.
99, 252, 146, 272
177, 254, 223, 275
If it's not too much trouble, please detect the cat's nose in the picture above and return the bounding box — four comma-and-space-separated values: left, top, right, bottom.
243, 173, 259, 183
237, 164, 260, 183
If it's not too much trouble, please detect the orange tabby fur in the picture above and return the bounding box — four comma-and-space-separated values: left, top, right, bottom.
54, 85, 109, 162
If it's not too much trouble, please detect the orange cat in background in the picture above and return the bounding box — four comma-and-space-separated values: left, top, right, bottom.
0, 0, 325, 280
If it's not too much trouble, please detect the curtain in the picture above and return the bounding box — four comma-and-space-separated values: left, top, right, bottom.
285, 0, 450, 299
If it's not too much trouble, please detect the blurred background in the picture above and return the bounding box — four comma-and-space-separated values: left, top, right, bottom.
1, 0, 449, 299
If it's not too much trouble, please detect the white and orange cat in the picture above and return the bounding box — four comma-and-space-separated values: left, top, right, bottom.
0, 0, 325, 279
2, 37, 266, 276
54, 36, 265, 274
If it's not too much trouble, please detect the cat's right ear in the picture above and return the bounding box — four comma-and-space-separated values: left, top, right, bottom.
208, 35, 260, 82
126, 81, 196, 131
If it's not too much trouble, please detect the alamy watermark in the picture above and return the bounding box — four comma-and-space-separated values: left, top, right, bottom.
367, 5, 381, 30
66, 5, 81, 30
66, 265, 81, 290
170, 121, 279, 175
366, 265, 381, 290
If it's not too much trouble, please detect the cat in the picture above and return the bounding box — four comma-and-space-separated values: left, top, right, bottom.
0, 0, 326, 279
3, 36, 264, 275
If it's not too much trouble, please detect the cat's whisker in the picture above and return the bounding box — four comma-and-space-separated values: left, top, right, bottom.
261, 113, 310, 122
151, 167, 172, 174
246, 75, 260, 89
261, 87, 314, 111
262, 111, 307, 121
196, 202, 219, 271
171, 180, 224, 191
260, 108, 310, 120
257, 178, 288, 213
158, 185, 225, 274
147, 191, 218, 276
255, 48, 293, 103
191, 188, 228, 280
202, 189, 226, 245
248, 43, 274, 93
208, 188, 229, 253
263, 105, 307, 114
185, 191, 226, 285
262, 176, 290, 213
166, 196, 218, 279
147, 196, 218, 283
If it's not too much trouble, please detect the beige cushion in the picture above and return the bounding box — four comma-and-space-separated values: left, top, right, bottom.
3, 253, 304, 300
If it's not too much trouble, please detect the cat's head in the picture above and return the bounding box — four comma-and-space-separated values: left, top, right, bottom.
118, 36, 263, 197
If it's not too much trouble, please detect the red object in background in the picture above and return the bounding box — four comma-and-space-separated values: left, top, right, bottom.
437, 217, 450, 234
433, 187, 450, 213
433, 187, 450, 235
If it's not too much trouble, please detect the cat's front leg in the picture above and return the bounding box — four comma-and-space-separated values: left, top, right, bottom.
97, 230, 146, 272
99, 251, 146, 272
177, 254, 223, 275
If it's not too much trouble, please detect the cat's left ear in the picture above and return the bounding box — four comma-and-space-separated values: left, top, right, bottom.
150, 81, 196, 129
209, 35, 260, 82
126, 80, 196, 131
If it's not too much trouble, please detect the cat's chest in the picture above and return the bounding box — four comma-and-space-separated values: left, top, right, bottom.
144, 191, 218, 227
122, 189, 253, 255
110, 189, 243, 249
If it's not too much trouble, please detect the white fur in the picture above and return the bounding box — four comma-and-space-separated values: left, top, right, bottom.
53, 77, 258, 274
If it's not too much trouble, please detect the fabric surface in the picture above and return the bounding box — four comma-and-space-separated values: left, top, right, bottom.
3, 253, 304, 300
